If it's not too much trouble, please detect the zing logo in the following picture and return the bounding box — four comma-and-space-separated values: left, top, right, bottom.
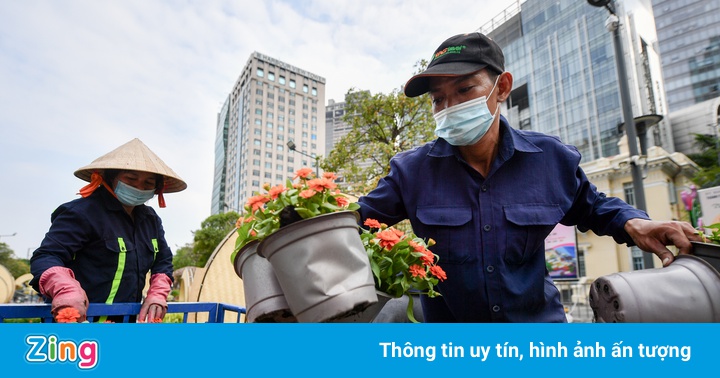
25, 335, 99, 369
432, 45, 467, 61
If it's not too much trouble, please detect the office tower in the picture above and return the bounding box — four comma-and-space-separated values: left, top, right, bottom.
480, 0, 672, 162
211, 52, 326, 215
652, 0, 720, 112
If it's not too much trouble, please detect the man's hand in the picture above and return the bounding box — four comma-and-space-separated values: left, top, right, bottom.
624, 218, 702, 266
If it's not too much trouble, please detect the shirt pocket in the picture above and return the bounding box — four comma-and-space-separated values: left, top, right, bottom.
416, 206, 473, 264
503, 204, 563, 265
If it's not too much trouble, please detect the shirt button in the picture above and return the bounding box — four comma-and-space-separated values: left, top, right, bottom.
483, 224, 491, 231
492, 305, 501, 312
481, 185, 488, 192
486, 265, 495, 273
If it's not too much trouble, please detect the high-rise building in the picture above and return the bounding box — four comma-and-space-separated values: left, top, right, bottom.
211, 52, 326, 215
652, 0, 720, 113
325, 99, 350, 155
480, 0, 672, 162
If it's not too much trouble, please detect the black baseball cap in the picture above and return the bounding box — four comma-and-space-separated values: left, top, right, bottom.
403, 32, 505, 98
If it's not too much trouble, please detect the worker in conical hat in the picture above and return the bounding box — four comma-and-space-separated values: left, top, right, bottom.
30, 138, 186, 323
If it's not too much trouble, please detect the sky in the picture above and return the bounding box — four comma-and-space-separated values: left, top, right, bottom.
0, 0, 520, 259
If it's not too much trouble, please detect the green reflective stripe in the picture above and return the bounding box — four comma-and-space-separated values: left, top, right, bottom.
105, 237, 127, 305
99, 237, 128, 323
151, 238, 159, 261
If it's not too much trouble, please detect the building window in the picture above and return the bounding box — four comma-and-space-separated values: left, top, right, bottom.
623, 182, 635, 207
265, 152, 272, 158
252, 170, 260, 177
256, 68, 264, 77
253, 139, 261, 146
631, 246, 644, 270
253, 159, 260, 166
577, 249, 586, 277
312, 87, 317, 96
303, 84, 309, 93
255, 118, 262, 125
252, 180, 259, 187
279, 76, 286, 85
289, 79, 296, 89
268, 72, 275, 81
265, 172, 272, 178
253, 149, 261, 155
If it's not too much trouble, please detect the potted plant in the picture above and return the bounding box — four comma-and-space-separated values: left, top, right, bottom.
232, 168, 377, 323
360, 218, 447, 323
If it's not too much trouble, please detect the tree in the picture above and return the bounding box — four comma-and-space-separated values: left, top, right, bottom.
687, 133, 720, 188
0, 242, 30, 279
171, 243, 195, 270
190, 211, 240, 267
323, 61, 435, 195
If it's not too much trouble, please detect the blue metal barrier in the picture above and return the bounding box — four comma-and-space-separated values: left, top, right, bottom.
0, 302, 246, 323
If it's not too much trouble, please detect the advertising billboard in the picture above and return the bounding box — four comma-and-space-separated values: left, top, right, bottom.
544, 224, 578, 279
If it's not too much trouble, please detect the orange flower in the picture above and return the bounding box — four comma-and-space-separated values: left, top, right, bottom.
246, 195, 270, 212
364, 218, 382, 229
299, 189, 317, 199
420, 250, 434, 266
268, 184, 285, 200
376, 228, 402, 249
409, 264, 427, 278
307, 178, 337, 192
430, 265, 447, 281
56, 307, 81, 323
322, 172, 337, 180
335, 196, 349, 207
294, 168, 314, 179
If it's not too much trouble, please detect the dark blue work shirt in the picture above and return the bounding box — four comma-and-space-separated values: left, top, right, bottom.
30, 187, 174, 304
358, 116, 648, 322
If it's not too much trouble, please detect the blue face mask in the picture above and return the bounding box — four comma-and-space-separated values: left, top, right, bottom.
114, 180, 155, 207
433, 76, 501, 146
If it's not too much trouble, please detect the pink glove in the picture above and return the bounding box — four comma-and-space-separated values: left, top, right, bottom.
38, 266, 89, 322
138, 273, 172, 322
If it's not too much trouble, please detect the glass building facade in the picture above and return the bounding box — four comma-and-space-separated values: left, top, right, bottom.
211, 52, 326, 215
481, 0, 672, 161
652, 0, 720, 112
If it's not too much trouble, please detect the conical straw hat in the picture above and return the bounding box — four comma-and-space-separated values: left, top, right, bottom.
74, 138, 187, 193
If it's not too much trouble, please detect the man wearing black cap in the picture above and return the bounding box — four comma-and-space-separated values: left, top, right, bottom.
357, 32, 700, 322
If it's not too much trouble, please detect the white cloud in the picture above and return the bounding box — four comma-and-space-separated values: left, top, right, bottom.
0, 0, 516, 259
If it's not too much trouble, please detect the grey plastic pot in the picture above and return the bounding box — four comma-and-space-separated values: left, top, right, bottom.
328, 291, 392, 323
234, 240, 296, 323
257, 211, 378, 323
589, 255, 720, 322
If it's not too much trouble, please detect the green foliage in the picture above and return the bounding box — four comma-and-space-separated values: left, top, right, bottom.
191, 211, 240, 267
172, 243, 196, 270
688, 133, 720, 188
360, 218, 446, 322
323, 60, 435, 195
698, 222, 720, 244
0, 242, 30, 278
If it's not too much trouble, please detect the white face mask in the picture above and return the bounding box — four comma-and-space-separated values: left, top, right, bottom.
433, 76, 500, 146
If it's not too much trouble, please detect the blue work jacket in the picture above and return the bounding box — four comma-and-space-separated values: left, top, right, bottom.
358, 116, 648, 322
30, 187, 174, 304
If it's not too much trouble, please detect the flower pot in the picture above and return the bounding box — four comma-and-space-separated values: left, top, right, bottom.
589, 255, 720, 322
690, 241, 720, 273
328, 291, 393, 323
257, 211, 377, 323
234, 240, 296, 323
